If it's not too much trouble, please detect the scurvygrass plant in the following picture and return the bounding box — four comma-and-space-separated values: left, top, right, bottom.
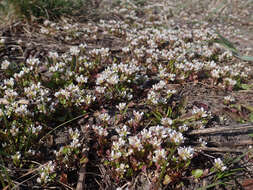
0, 1, 252, 189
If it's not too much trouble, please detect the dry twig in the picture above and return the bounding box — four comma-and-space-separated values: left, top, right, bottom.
188, 123, 253, 135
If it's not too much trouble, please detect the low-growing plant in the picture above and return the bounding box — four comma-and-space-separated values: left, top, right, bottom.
0, 2, 252, 188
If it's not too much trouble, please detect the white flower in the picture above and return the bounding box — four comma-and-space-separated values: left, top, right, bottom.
1, 60, 10, 70
40, 27, 49, 34
2, 142, 7, 148
214, 158, 226, 171
26, 58, 40, 66
4, 89, 18, 99
177, 146, 194, 160
79, 43, 87, 49
116, 125, 130, 137
211, 69, 220, 78
37, 161, 55, 184
95, 86, 106, 93
140, 129, 152, 140
198, 138, 207, 147
161, 117, 173, 126
116, 163, 127, 174
168, 73, 176, 81
14, 104, 29, 116
70, 46, 80, 56
48, 52, 59, 59
153, 149, 167, 163
133, 111, 143, 122
116, 103, 126, 111
76, 75, 88, 84
98, 113, 110, 122
167, 89, 177, 95
224, 78, 236, 86
12, 151, 21, 161
111, 150, 122, 160
192, 107, 208, 118
147, 90, 159, 104
224, 95, 235, 103
0, 38, 5, 44
69, 128, 80, 140
93, 125, 108, 136
96, 75, 105, 85
37, 177, 42, 183
169, 130, 184, 144
152, 80, 166, 91
107, 74, 119, 85
128, 136, 143, 151
43, 19, 50, 26
4, 78, 15, 87
178, 124, 188, 132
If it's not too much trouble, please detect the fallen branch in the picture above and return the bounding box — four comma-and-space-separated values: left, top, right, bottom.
196, 146, 244, 153
188, 123, 253, 135
209, 140, 253, 148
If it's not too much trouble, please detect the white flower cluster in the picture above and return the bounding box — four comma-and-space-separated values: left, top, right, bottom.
214, 158, 227, 171
224, 95, 235, 103
24, 82, 50, 113
54, 83, 95, 106
1, 60, 10, 70
26, 58, 40, 67
48, 62, 66, 72
70, 46, 80, 56
96, 62, 140, 87
76, 74, 88, 84
4, 101, 30, 117
147, 80, 176, 105
93, 125, 109, 136
37, 161, 55, 184
90, 47, 110, 59
192, 107, 209, 118
69, 128, 81, 148
116, 125, 130, 137
48, 52, 59, 59
177, 146, 194, 160
4, 88, 18, 101
12, 151, 21, 162
3, 77, 15, 87
54, 128, 82, 166
13, 66, 32, 79
161, 117, 173, 126
110, 124, 187, 163
31, 124, 43, 134
116, 102, 127, 111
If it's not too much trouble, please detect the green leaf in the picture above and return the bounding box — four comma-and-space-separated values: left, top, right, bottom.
80, 157, 88, 165
197, 181, 224, 190
214, 32, 238, 54
62, 147, 69, 155
214, 32, 253, 62
192, 169, 203, 179
152, 111, 162, 121
240, 83, 251, 90
234, 54, 253, 62
250, 113, 253, 122
166, 106, 172, 117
